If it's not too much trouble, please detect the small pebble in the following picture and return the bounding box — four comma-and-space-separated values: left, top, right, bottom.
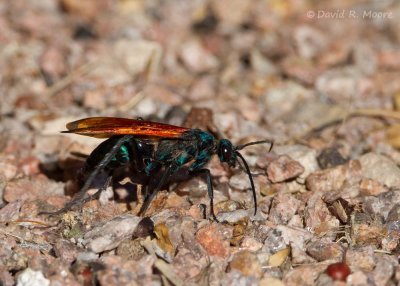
83, 214, 141, 253
306, 240, 344, 262
229, 250, 262, 278
17, 268, 49, 286
267, 155, 304, 183
196, 223, 231, 258
317, 147, 347, 169
360, 153, 400, 189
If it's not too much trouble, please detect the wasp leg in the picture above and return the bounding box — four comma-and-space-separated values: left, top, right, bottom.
189, 169, 218, 222
138, 166, 173, 216
39, 135, 133, 216
75, 176, 113, 208
40, 176, 112, 215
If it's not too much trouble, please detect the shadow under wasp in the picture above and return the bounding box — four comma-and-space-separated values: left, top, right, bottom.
41, 116, 273, 220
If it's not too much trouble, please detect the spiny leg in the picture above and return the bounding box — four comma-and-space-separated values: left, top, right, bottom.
40, 135, 133, 216
189, 169, 218, 221
76, 176, 113, 208
138, 165, 173, 216
40, 175, 113, 215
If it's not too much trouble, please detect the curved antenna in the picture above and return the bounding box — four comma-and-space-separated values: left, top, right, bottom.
235, 151, 258, 216
236, 139, 274, 152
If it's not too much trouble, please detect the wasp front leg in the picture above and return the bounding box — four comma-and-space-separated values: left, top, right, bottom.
187, 150, 217, 220
188, 168, 218, 221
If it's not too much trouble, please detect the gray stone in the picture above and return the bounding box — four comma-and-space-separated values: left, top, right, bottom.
83, 214, 141, 253
360, 153, 400, 188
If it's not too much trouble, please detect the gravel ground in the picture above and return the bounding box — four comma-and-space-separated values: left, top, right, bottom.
1, 0, 400, 285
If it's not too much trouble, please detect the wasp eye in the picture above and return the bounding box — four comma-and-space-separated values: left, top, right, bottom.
222, 147, 231, 161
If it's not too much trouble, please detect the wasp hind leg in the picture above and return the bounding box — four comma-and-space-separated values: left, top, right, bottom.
39, 135, 133, 216
40, 176, 112, 216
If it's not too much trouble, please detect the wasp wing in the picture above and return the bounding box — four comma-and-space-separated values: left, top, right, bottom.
63, 117, 190, 139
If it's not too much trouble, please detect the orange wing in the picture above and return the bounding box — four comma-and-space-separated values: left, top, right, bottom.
63, 117, 190, 139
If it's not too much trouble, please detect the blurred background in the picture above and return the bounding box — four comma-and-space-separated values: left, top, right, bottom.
2, 0, 400, 285
1, 0, 400, 144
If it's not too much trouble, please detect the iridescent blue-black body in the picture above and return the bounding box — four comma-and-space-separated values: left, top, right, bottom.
77, 129, 240, 219
145, 129, 218, 175
61, 125, 266, 221
79, 129, 220, 181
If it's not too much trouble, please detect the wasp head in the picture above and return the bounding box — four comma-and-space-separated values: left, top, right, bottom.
217, 138, 274, 216
217, 139, 237, 167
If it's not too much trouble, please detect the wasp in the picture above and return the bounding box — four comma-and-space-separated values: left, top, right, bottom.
43, 117, 272, 220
